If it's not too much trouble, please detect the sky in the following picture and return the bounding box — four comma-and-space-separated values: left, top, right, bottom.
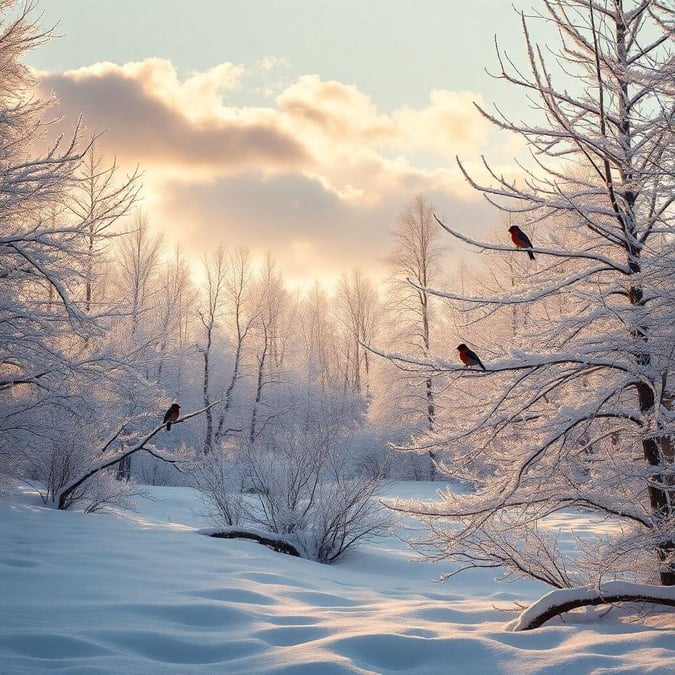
23, 1, 547, 288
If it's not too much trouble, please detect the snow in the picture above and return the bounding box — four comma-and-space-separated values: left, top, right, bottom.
1, 481, 673, 674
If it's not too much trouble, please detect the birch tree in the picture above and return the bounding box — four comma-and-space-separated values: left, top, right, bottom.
103, 215, 163, 480
212, 246, 258, 448
115, 211, 163, 341
248, 255, 291, 443
388, 1, 675, 587
199, 246, 226, 454
385, 193, 444, 478
336, 269, 381, 397
154, 245, 195, 390
296, 282, 348, 430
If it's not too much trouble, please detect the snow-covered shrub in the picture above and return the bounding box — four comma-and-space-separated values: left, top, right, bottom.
300, 473, 390, 564
347, 426, 394, 479
191, 445, 248, 527
196, 426, 390, 563
60, 469, 138, 514
30, 432, 136, 513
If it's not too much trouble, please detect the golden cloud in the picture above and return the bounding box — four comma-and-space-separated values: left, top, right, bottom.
393, 89, 492, 155
35, 59, 521, 282
38, 60, 311, 171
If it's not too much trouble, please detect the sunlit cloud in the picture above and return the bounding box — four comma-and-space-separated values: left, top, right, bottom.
39, 60, 309, 172
277, 75, 392, 145
57, 59, 246, 120
36, 58, 523, 284
392, 89, 492, 156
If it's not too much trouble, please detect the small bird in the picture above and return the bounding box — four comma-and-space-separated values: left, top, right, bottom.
163, 403, 180, 431
457, 343, 486, 371
508, 225, 535, 260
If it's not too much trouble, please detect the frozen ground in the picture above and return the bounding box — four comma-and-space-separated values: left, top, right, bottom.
0, 481, 673, 674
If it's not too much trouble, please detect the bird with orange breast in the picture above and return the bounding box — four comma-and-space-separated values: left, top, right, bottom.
163, 403, 180, 431
508, 225, 535, 260
456, 344, 486, 371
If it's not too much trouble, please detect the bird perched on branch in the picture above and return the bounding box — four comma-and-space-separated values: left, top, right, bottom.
457, 344, 486, 371
508, 225, 535, 260
163, 403, 180, 431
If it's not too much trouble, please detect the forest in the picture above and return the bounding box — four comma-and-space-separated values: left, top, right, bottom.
1, 0, 673, 630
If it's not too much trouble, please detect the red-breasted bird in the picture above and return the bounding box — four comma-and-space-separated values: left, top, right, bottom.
508, 225, 535, 260
457, 343, 486, 371
163, 403, 180, 431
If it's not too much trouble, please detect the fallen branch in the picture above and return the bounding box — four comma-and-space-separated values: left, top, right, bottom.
511, 581, 675, 631
199, 527, 301, 557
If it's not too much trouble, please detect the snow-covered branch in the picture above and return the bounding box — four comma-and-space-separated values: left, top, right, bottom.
433, 215, 631, 274
56, 402, 220, 509
511, 582, 675, 631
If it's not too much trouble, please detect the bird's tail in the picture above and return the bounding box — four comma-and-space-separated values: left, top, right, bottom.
166, 422, 172, 432
527, 250, 535, 261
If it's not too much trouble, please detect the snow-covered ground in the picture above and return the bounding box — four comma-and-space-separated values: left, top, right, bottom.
0, 481, 673, 674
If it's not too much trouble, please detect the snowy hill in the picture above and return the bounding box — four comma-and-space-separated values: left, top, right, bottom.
0, 482, 673, 674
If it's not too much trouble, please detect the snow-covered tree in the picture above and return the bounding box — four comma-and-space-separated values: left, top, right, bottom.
247, 255, 292, 443
388, 0, 675, 587
384, 193, 445, 479
198, 245, 228, 454
0, 3, 101, 468
0, 3, 83, 407
0, 2, 146, 497
153, 245, 195, 392
68, 141, 140, 313
335, 268, 381, 397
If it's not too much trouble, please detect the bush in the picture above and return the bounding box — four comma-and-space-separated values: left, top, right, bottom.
195, 426, 391, 563
31, 435, 136, 513
191, 445, 248, 527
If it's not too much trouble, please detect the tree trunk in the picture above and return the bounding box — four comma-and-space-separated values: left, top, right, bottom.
631, 279, 674, 585
426, 375, 436, 480
203, 346, 213, 454
249, 338, 268, 442
202, 529, 301, 557
115, 454, 131, 482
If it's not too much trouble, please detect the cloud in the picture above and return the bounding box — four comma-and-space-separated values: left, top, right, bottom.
150, 170, 497, 285
277, 75, 393, 146
38, 60, 310, 172
277, 76, 492, 158
35, 59, 519, 284
393, 89, 492, 156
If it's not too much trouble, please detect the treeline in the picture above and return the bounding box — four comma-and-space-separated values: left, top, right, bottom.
0, 3, 465, 507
